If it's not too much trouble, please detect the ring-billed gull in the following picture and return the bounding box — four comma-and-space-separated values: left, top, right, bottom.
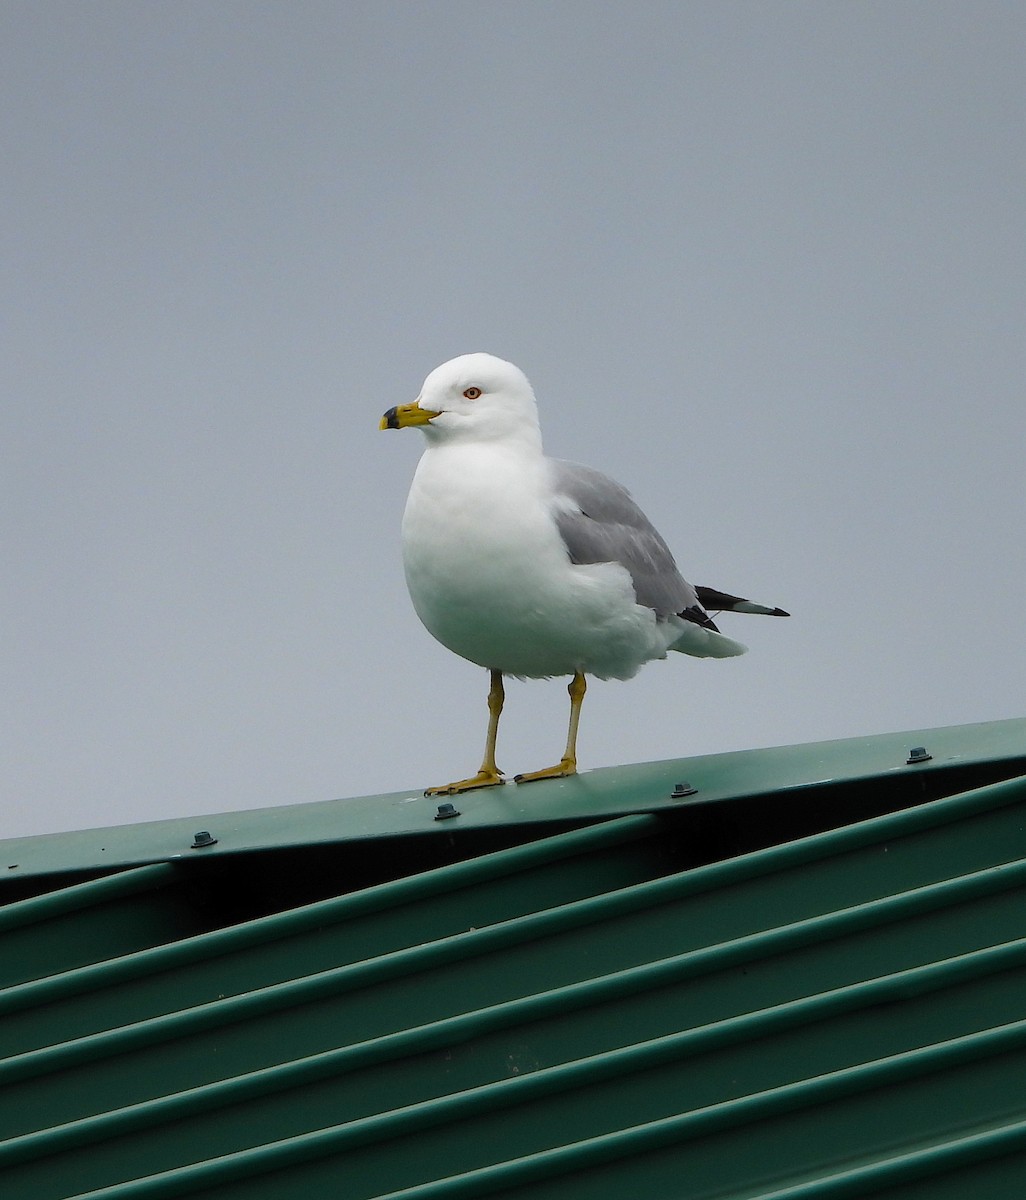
381, 353, 788, 796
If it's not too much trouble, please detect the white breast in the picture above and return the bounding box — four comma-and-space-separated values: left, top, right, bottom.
401, 442, 677, 679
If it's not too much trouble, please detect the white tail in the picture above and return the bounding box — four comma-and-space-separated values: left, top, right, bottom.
670, 623, 748, 659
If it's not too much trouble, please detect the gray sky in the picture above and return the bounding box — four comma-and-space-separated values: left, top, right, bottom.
3, 1, 1024, 840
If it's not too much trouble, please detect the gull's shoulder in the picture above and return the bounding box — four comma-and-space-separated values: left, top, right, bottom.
544, 457, 694, 617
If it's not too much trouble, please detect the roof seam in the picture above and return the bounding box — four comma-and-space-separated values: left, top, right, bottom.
5, 848, 1026, 1085
52, 1012, 1026, 1200
6, 769, 1026, 1017
5, 932, 1026, 1171
0, 865, 177, 936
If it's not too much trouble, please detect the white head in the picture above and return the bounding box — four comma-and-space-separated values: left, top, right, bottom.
381, 353, 542, 450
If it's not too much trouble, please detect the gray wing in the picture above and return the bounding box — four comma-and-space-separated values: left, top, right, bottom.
547, 458, 700, 618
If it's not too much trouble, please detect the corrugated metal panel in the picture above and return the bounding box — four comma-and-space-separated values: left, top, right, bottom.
2, 718, 1026, 1198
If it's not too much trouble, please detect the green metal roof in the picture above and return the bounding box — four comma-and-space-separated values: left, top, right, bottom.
2, 717, 1026, 1198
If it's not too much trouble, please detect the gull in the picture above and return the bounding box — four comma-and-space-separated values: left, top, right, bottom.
381, 353, 788, 796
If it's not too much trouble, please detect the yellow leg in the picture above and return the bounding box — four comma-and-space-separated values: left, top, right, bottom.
514, 672, 586, 784
425, 669, 507, 796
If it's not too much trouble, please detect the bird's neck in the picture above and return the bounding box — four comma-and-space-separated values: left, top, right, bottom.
426, 424, 543, 457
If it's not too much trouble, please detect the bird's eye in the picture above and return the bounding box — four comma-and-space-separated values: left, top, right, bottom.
463, 386, 482, 400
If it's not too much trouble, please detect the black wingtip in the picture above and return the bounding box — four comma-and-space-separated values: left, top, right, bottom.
694, 587, 789, 618
680, 605, 721, 632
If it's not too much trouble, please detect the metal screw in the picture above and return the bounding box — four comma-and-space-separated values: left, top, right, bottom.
190, 830, 218, 848
906, 747, 932, 765
670, 782, 697, 799
434, 802, 461, 821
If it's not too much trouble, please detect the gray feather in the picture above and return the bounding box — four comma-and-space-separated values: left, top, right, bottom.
547, 459, 697, 617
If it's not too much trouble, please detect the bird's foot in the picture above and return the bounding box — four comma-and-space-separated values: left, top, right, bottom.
424, 768, 505, 797
513, 758, 577, 784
